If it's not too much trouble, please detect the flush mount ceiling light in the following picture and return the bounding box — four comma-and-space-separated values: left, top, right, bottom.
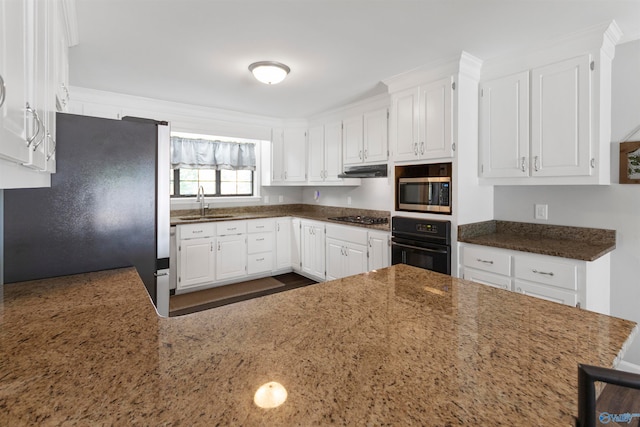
248, 61, 290, 85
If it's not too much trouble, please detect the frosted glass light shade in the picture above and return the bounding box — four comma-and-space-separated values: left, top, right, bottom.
249, 61, 290, 85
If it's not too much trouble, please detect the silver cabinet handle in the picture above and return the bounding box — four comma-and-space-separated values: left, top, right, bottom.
364, 149, 368, 159
47, 134, 57, 160
516, 287, 523, 293
534, 156, 540, 172
413, 143, 418, 156
521, 156, 526, 172
217, 241, 221, 251
0, 73, 5, 108
25, 104, 41, 147
420, 141, 425, 155
532, 269, 554, 277
359, 150, 363, 160
476, 258, 494, 265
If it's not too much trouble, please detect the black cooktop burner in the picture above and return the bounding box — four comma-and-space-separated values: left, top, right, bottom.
328, 216, 389, 225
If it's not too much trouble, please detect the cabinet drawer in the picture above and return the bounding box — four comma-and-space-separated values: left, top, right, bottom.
216, 220, 247, 236
248, 252, 274, 275
462, 268, 512, 291
463, 246, 511, 276
514, 255, 577, 290
248, 232, 274, 254
247, 219, 275, 233
178, 222, 216, 239
326, 224, 368, 245
514, 279, 578, 307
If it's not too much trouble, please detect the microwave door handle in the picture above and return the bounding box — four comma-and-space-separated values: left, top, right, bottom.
392, 242, 448, 255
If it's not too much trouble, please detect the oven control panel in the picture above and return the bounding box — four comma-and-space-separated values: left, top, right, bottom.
416, 224, 438, 234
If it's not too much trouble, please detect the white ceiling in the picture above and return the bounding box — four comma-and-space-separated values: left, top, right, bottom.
70, 0, 640, 119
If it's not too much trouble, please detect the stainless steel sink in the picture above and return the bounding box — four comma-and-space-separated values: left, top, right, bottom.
178, 215, 233, 221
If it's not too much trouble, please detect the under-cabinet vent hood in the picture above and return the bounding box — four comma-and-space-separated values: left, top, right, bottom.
338, 164, 388, 178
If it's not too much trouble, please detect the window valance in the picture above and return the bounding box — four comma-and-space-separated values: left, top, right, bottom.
170, 137, 256, 171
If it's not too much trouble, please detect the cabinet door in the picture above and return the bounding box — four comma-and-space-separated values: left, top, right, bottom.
419, 77, 453, 159
291, 218, 301, 271
392, 87, 419, 161
368, 231, 390, 271
325, 238, 344, 280
343, 115, 363, 165
178, 237, 215, 289
514, 279, 578, 307
271, 128, 285, 183
276, 218, 292, 270
324, 121, 343, 182
531, 55, 592, 177
0, 0, 30, 164
301, 222, 325, 279
307, 125, 324, 182
345, 242, 368, 277
462, 268, 511, 291
363, 108, 388, 163
216, 234, 247, 281
480, 71, 529, 178
283, 127, 307, 182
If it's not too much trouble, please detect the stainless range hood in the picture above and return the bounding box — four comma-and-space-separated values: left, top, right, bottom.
338, 164, 388, 178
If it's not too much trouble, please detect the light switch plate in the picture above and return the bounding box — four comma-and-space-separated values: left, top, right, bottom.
535, 204, 548, 220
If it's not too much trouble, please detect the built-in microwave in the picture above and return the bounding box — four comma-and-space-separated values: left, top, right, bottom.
397, 177, 451, 213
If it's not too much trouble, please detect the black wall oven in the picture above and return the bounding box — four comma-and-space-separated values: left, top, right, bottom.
391, 217, 451, 275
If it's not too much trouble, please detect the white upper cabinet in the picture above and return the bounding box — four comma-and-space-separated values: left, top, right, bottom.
479, 21, 621, 185
0, 0, 30, 165
419, 77, 453, 159
308, 121, 343, 183
391, 87, 419, 162
530, 55, 591, 177
0, 0, 71, 188
271, 127, 307, 184
343, 107, 388, 165
391, 77, 453, 162
479, 71, 530, 178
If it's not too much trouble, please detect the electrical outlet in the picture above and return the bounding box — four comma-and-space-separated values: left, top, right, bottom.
278, 195, 284, 203
263, 195, 269, 204
535, 204, 548, 220
347, 196, 352, 206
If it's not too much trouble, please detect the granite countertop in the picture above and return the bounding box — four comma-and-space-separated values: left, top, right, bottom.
458, 220, 617, 261
1, 265, 636, 425
170, 204, 391, 231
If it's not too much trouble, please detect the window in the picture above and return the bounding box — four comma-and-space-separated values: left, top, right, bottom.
170, 168, 254, 197
170, 132, 257, 198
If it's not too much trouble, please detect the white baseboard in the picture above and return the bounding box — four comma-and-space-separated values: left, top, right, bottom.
617, 360, 640, 374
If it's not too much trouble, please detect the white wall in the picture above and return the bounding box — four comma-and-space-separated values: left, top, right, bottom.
494, 39, 640, 365
301, 177, 394, 211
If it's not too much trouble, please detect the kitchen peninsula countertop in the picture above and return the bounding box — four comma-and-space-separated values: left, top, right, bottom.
170, 203, 391, 231
1, 265, 636, 425
458, 220, 616, 261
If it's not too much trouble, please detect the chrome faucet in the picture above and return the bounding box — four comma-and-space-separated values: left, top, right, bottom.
196, 185, 206, 217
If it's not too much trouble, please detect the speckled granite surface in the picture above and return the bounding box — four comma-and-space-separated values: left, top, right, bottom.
1, 265, 636, 426
170, 204, 391, 231
458, 220, 616, 261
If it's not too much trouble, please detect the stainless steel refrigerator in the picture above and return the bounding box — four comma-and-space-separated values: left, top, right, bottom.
3, 113, 170, 315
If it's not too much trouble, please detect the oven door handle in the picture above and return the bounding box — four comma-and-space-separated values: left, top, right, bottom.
392, 242, 449, 255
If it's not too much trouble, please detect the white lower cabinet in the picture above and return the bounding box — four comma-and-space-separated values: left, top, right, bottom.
216, 221, 247, 281
275, 218, 293, 270
301, 220, 326, 280
247, 218, 275, 275
326, 224, 368, 280
176, 223, 216, 290
461, 243, 610, 314
367, 230, 391, 271
176, 217, 392, 294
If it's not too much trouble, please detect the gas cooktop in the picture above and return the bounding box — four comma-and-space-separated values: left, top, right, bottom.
328, 216, 389, 225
